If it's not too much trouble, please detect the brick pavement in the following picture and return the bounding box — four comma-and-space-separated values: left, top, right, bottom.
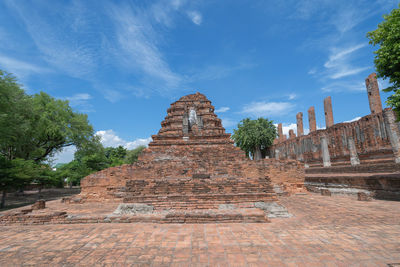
0, 193, 399, 266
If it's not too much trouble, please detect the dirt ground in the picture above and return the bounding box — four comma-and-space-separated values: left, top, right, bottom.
0, 187, 80, 211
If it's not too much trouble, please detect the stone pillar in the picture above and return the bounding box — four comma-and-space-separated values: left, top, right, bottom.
365, 73, 383, 114
324, 96, 334, 128
296, 112, 304, 136
289, 129, 296, 139
347, 136, 360, 166
383, 109, 400, 163
274, 149, 280, 160
308, 107, 317, 132
278, 123, 283, 141
320, 136, 331, 167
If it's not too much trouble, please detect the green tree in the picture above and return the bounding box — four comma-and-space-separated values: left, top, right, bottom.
0, 71, 94, 164
124, 146, 146, 164
0, 71, 32, 162
232, 118, 277, 160
0, 70, 95, 207
367, 4, 400, 114
55, 136, 109, 186
0, 157, 40, 208
105, 146, 127, 166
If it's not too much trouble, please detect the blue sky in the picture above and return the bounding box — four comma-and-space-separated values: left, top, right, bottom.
0, 0, 397, 163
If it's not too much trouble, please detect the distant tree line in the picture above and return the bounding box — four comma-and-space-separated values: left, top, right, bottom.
56, 144, 145, 188
0, 70, 144, 208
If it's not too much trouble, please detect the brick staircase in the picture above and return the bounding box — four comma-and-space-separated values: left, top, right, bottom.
305, 160, 400, 200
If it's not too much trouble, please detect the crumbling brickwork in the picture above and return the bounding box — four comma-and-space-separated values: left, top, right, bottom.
366, 73, 383, 114
308, 106, 317, 133
296, 112, 304, 136
272, 109, 395, 165
80, 93, 304, 208
324, 96, 334, 128
272, 73, 400, 200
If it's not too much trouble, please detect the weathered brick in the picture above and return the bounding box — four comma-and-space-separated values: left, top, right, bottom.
79, 92, 305, 212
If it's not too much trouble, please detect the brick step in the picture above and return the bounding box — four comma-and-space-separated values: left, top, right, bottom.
0, 208, 269, 225
305, 173, 400, 192
159, 209, 269, 223
129, 201, 257, 210
122, 192, 276, 204
305, 162, 400, 174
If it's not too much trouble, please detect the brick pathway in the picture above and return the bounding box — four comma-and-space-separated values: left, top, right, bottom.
0, 194, 399, 266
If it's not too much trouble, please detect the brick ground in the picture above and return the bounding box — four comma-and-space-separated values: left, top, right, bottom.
0, 194, 399, 266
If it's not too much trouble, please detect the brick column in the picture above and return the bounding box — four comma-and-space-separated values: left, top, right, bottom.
324, 96, 334, 128
383, 109, 400, 163
320, 136, 331, 167
289, 129, 296, 139
365, 73, 383, 114
278, 123, 283, 141
347, 136, 360, 166
308, 106, 317, 132
296, 112, 304, 136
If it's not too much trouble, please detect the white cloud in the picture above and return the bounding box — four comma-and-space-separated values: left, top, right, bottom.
344, 117, 361, 123
281, 123, 297, 136
321, 81, 365, 93
96, 130, 152, 149
323, 44, 369, 80
3, 0, 187, 101
102, 89, 124, 103
288, 93, 297, 100
221, 118, 237, 128
215, 107, 230, 113
109, 2, 182, 92
0, 54, 48, 77
187, 11, 202, 25
241, 101, 295, 117
188, 63, 256, 82
325, 44, 366, 66
4, 1, 98, 79
125, 138, 153, 150
308, 68, 317, 75
65, 93, 94, 112
329, 67, 370, 80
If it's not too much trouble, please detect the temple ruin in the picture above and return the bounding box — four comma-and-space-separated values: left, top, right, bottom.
272, 73, 400, 200
79, 92, 304, 223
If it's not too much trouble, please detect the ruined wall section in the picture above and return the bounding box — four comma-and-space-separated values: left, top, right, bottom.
271, 109, 396, 165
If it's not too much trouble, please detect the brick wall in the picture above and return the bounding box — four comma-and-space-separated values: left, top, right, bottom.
271, 109, 396, 165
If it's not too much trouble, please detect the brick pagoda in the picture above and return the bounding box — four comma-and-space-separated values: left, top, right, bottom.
80, 93, 303, 222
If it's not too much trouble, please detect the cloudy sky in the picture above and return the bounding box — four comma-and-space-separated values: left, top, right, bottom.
0, 0, 397, 163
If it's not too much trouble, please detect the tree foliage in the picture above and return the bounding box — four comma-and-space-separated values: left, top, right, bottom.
55, 141, 146, 186
232, 118, 277, 160
125, 146, 146, 164
0, 70, 95, 207
367, 4, 400, 114
0, 70, 148, 207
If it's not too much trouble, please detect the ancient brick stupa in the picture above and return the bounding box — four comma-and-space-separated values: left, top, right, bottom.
80, 92, 301, 222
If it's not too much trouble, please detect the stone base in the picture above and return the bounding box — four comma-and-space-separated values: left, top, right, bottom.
254, 202, 292, 218
305, 172, 400, 200
0, 207, 270, 225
